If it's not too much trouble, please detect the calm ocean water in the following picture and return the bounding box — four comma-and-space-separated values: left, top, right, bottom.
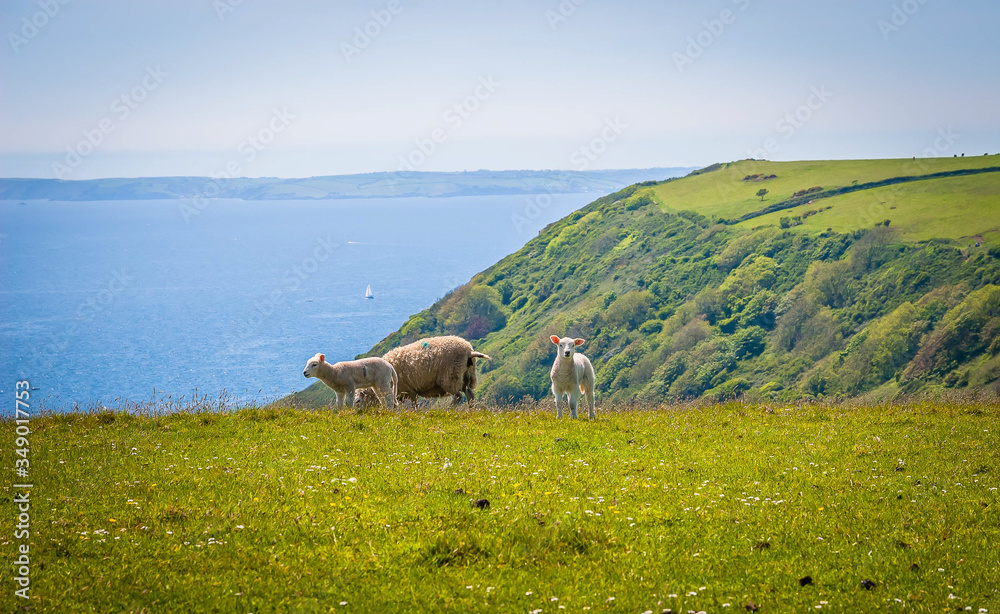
0, 193, 598, 412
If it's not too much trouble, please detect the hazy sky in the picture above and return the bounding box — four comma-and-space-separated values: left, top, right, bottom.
1, 0, 997, 178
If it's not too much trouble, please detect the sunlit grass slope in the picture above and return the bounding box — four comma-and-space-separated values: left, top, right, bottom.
651, 156, 1000, 239
739, 173, 1000, 242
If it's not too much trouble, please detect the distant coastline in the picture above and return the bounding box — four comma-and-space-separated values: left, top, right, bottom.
0, 168, 695, 201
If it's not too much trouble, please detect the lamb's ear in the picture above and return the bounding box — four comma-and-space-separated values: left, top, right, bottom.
574, 338, 585, 346
550, 335, 561, 344
318, 354, 325, 362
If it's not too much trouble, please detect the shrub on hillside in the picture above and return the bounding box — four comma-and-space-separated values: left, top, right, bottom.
904, 285, 1000, 379
439, 284, 508, 339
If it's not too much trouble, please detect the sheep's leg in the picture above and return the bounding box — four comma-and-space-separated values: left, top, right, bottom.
553, 390, 564, 419
334, 391, 344, 410
586, 387, 596, 419
465, 387, 475, 407
344, 387, 356, 409
450, 393, 463, 407
569, 391, 579, 420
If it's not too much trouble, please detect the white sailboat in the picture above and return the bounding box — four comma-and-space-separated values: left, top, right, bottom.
365, 284, 374, 299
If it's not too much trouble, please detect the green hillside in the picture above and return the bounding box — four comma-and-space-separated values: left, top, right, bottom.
291, 157, 1000, 407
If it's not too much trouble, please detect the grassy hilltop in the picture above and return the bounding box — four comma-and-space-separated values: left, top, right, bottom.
291, 156, 1000, 408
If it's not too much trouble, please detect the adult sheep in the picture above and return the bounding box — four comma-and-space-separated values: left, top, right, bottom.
356, 335, 491, 407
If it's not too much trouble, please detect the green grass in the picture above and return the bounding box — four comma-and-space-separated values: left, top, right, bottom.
651, 157, 1000, 239
8, 400, 999, 612
739, 174, 1000, 242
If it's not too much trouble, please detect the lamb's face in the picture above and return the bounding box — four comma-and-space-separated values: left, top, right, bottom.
303, 353, 325, 378
550, 336, 585, 359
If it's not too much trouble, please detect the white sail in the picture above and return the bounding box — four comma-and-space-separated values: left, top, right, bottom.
365, 284, 374, 299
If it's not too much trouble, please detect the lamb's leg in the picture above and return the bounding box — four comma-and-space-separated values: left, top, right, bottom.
380, 382, 396, 410
569, 391, 579, 420
553, 389, 564, 419
344, 387, 356, 409
587, 388, 596, 419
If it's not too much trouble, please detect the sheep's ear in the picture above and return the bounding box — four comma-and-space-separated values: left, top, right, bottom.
318, 354, 325, 362
550, 335, 561, 344
574, 338, 585, 346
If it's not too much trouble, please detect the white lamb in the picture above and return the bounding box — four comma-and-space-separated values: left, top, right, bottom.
302, 353, 398, 409
549, 335, 596, 419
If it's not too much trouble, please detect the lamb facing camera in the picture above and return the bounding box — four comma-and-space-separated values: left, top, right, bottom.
549, 335, 596, 419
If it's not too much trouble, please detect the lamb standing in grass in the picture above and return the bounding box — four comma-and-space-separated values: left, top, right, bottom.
549, 335, 596, 419
302, 354, 398, 409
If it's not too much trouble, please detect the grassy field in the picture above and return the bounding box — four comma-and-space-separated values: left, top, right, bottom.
6, 400, 999, 612
738, 174, 1000, 242
650, 157, 1000, 240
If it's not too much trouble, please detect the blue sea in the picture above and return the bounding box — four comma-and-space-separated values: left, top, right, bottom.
0, 193, 598, 412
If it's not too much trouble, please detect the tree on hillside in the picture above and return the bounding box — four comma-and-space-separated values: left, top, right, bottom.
756, 188, 768, 201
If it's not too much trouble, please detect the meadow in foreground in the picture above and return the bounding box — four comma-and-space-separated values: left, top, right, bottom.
5, 400, 998, 613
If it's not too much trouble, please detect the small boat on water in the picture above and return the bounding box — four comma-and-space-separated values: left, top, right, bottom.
365, 284, 374, 299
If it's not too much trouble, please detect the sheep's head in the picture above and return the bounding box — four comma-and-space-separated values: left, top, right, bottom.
550, 336, 584, 359
303, 353, 325, 378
